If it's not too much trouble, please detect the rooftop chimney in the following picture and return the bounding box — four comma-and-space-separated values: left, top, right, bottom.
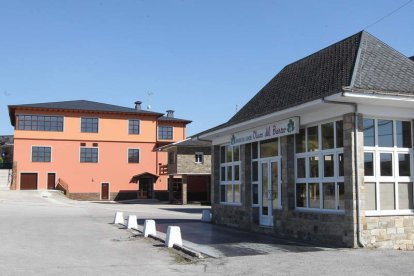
134, 101, 142, 111
166, 110, 174, 118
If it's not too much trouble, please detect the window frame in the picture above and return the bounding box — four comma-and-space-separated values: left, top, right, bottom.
31, 146, 52, 163
127, 148, 140, 164
158, 126, 173, 140
363, 118, 414, 216
80, 117, 99, 133
80, 147, 99, 163
128, 119, 140, 135
195, 152, 204, 164
220, 144, 242, 205
294, 119, 345, 214
17, 114, 64, 132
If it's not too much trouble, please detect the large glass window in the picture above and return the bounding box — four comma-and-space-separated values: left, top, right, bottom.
17, 115, 63, 132
128, 149, 140, 163
32, 146, 51, 162
81, 118, 99, 133
158, 126, 173, 140
295, 119, 344, 211
364, 118, 413, 213
128, 119, 140, 134
220, 144, 241, 204
80, 147, 98, 163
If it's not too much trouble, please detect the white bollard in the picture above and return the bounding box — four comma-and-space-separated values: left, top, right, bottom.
165, 226, 182, 248
113, 211, 124, 224
201, 210, 211, 222
127, 215, 138, 229
143, 220, 157, 237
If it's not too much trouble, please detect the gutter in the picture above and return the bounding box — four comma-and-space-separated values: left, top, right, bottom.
322, 97, 364, 248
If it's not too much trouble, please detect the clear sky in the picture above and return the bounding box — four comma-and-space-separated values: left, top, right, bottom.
1, 0, 413, 136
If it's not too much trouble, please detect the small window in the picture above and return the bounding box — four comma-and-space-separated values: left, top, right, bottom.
32, 146, 51, 162
296, 128, 306, 153
260, 138, 278, 158
80, 147, 98, 163
296, 158, 306, 178
81, 118, 99, 133
195, 152, 203, 163
336, 120, 343, 148
380, 153, 393, 176
322, 122, 334, 149
364, 153, 374, 176
378, 120, 393, 147
129, 119, 140, 135
128, 149, 140, 163
307, 126, 319, 151
158, 126, 173, 140
396, 121, 412, 148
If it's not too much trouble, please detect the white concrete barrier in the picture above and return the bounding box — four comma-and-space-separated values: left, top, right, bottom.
201, 210, 211, 222
165, 226, 182, 248
127, 215, 138, 229
143, 220, 157, 237
113, 211, 124, 224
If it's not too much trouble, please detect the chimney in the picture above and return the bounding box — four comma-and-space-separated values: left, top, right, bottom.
134, 101, 142, 111
166, 110, 174, 118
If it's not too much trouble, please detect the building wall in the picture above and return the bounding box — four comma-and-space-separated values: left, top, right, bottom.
12, 108, 187, 197
176, 147, 211, 175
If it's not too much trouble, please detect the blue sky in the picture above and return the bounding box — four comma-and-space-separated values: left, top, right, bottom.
1, 0, 413, 136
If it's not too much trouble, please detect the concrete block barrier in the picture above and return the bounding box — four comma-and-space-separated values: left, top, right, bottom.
127, 215, 138, 229
165, 226, 182, 248
113, 211, 124, 224
143, 219, 157, 237
201, 210, 211, 222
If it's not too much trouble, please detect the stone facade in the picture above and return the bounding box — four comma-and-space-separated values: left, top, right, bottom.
210, 113, 414, 250
362, 216, 414, 250
176, 147, 211, 175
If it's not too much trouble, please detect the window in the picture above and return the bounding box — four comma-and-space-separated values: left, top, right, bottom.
17, 115, 63, 132
81, 118, 98, 133
363, 118, 413, 214
195, 152, 203, 163
80, 147, 98, 163
128, 119, 140, 134
220, 144, 241, 204
128, 149, 140, 163
158, 126, 173, 140
295, 120, 344, 211
32, 146, 51, 162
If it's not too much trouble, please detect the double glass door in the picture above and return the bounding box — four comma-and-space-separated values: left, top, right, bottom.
260, 158, 281, 227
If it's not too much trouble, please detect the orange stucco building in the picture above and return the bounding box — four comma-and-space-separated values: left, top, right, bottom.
8, 100, 191, 200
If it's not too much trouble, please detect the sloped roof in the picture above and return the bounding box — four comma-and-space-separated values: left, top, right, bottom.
199, 31, 414, 136
158, 116, 192, 124
9, 100, 163, 116
158, 138, 211, 151
8, 100, 191, 126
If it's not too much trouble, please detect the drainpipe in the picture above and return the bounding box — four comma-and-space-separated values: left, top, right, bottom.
322, 97, 364, 248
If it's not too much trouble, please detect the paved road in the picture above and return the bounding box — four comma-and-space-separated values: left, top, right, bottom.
1, 190, 414, 275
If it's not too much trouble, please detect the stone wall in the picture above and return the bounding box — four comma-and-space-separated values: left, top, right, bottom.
67, 192, 101, 201
362, 216, 414, 250
176, 147, 211, 174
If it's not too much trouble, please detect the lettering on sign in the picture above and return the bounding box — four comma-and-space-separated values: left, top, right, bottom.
230, 117, 299, 146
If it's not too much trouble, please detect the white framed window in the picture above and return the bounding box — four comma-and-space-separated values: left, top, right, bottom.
220, 144, 241, 204
363, 118, 414, 216
195, 152, 204, 164
295, 119, 345, 213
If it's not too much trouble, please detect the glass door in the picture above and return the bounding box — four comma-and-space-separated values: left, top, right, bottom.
260, 158, 281, 227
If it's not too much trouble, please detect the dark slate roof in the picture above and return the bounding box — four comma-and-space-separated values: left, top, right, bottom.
8, 100, 191, 126
158, 138, 211, 151
9, 100, 163, 116
352, 32, 414, 94
158, 116, 192, 124
228, 32, 362, 125
198, 31, 414, 136
410, 56, 414, 61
